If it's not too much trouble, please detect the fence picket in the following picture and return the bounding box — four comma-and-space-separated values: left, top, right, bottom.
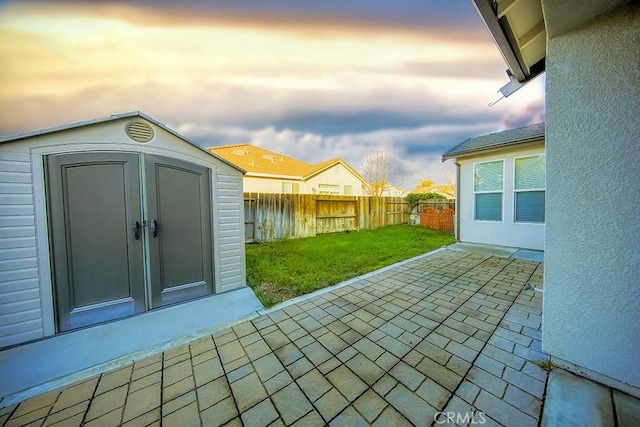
244, 193, 419, 242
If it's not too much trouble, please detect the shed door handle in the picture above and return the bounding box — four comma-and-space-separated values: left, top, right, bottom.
150, 219, 158, 237
132, 221, 141, 240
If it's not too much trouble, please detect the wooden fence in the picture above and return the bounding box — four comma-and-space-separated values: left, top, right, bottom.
244, 193, 410, 242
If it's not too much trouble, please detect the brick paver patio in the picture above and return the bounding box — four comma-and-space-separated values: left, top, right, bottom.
0, 248, 547, 426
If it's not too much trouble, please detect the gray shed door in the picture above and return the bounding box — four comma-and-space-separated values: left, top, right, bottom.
47, 153, 146, 331
47, 152, 213, 333
145, 155, 213, 307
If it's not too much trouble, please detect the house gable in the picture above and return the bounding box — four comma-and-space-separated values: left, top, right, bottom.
211, 144, 365, 195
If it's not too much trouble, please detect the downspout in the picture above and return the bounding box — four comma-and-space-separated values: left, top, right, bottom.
454, 160, 461, 242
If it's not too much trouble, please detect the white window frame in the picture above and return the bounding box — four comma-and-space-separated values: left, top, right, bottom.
473, 159, 504, 222
282, 182, 301, 194
318, 183, 339, 195
513, 154, 546, 224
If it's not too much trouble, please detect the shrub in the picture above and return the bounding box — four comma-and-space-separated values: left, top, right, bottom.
406, 192, 446, 207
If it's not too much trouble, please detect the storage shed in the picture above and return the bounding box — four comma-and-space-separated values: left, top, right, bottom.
0, 112, 262, 400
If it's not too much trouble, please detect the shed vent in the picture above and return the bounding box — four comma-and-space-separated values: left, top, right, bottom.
125, 121, 154, 143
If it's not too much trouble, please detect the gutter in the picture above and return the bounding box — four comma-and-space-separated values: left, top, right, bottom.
454, 161, 461, 241
442, 138, 545, 162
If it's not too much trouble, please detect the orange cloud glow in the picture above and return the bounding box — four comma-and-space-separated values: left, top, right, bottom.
0, 1, 544, 189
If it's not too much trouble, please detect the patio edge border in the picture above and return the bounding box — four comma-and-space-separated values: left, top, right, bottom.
258, 246, 451, 316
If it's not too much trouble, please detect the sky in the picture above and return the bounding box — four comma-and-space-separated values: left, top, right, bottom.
0, 0, 544, 189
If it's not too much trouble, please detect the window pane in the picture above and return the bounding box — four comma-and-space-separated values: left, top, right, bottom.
292, 183, 300, 194
515, 191, 545, 222
475, 193, 502, 221
319, 183, 339, 190
344, 185, 352, 195
474, 161, 503, 191
282, 182, 292, 193
515, 155, 545, 190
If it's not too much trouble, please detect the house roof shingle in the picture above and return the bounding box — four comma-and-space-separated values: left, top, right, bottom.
442, 122, 545, 161
209, 144, 366, 182
209, 144, 310, 177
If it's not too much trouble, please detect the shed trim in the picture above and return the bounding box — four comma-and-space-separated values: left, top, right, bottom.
0, 111, 246, 174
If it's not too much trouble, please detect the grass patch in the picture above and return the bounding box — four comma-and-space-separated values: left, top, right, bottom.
246, 224, 455, 308
535, 358, 555, 372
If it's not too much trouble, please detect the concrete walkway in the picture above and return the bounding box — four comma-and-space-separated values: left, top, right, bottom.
542, 369, 640, 427
0, 249, 548, 426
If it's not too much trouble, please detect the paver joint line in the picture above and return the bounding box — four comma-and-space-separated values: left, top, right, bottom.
2, 250, 552, 427
433, 255, 541, 417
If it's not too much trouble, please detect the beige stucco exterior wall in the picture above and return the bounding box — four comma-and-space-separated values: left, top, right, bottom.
243, 163, 364, 195
543, 3, 640, 393
457, 142, 545, 251
305, 164, 364, 195
243, 176, 299, 193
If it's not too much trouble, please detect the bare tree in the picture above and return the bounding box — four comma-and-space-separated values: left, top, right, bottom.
360, 146, 405, 196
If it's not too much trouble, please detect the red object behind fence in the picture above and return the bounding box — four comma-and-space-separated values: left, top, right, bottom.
420, 207, 454, 233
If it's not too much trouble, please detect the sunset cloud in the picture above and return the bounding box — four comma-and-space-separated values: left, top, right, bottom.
0, 0, 544, 189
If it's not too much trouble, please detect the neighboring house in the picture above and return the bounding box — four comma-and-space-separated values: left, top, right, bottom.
411, 184, 456, 200
0, 112, 261, 399
366, 182, 406, 197
472, 0, 639, 398
381, 184, 407, 197
210, 144, 366, 196
442, 122, 545, 251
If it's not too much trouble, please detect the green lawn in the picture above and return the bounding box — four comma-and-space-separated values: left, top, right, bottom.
246, 224, 455, 308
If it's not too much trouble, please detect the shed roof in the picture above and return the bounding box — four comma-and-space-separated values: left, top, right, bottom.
0, 111, 244, 173
442, 122, 544, 161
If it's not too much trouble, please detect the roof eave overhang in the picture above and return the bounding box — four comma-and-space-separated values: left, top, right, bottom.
442, 137, 545, 162
245, 172, 303, 180
471, 0, 546, 98
472, 0, 527, 82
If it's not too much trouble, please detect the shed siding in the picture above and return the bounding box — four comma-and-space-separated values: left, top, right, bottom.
0, 151, 43, 347
0, 117, 248, 349
217, 172, 245, 291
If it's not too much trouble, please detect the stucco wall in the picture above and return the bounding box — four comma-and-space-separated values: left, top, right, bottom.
244, 163, 364, 195
458, 143, 545, 251
305, 164, 364, 195
243, 176, 299, 193
544, 3, 640, 390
